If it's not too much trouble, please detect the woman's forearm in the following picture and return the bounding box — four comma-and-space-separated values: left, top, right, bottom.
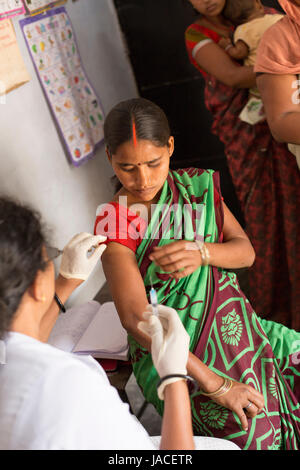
194, 43, 255, 89
127, 319, 224, 393
206, 237, 255, 269
160, 381, 195, 450
39, 275, 82, 342
187, 351, 224, 393
230, 66, 256, 89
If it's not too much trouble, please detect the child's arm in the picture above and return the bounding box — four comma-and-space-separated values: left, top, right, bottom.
257, 73, 300, 144
221, 39, 249, 61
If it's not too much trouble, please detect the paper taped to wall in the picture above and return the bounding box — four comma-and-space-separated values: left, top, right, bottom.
0, 0, 25, 20
0, 19, 30, 95
20, 6, 105, 167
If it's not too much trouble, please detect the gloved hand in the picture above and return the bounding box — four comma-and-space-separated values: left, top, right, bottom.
138, 304, 190, 400
59, 232, 107, 281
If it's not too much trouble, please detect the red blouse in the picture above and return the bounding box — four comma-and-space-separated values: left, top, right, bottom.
94, 202, 147, 253
94, 190, 223, 254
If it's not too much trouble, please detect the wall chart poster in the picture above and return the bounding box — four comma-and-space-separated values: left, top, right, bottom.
0, 0, 25, 21
20, 7, 105, 167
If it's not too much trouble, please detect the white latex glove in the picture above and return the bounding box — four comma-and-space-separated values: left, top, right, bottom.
138, 304, 190, 400
59, 232, 107, 281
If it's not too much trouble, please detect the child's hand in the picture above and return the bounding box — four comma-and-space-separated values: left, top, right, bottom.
218, 37, 232, 50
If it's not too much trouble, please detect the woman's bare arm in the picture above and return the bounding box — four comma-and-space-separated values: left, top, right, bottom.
206, 202, 255, 269
160, 381, 194, 450
149, 202, 255, 275
257, 73, 300, 143
102, 242, 226, 392
103, 240, 263, 432
194, 41, 256, 88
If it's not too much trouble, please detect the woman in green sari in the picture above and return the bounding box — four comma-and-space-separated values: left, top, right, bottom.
95, 98, 300, 450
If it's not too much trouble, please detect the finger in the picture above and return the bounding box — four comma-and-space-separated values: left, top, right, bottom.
142, 308, 153, 320
242, 385, 265, 410
236, 407, 249, 432
138, 315, 161, 337
80, 235, 107, 251
170, 266, 198, 279
157, 305, 181, 330
93, 243, 107, 258
156, 254, 197, 273
149, 241, 189, 260
247, 390, 265, 412
92, 235, 108, 244
148, 316, 164, 351
243, 402, 258, 419
150, 250, 187, 269
137, 321, 152, 337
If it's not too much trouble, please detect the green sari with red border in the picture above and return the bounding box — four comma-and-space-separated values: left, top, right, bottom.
129, 168, 300, 450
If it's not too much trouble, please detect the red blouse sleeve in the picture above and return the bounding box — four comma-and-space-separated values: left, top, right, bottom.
94, 202, 147, 253
185, 23, 222, 77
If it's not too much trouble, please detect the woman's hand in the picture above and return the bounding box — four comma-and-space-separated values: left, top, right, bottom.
59, 232, 107, 281
210, 380, 265, 432
149, 241, 202, 279
218, 37, 232, 50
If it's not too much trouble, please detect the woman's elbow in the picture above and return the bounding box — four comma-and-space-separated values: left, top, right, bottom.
120, 311, 142, 335
246, 245, 256, 267
120, 315, 133, 333
267, 121, 287, 143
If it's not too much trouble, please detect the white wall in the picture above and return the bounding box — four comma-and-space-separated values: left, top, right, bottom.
0, 0, 138, 306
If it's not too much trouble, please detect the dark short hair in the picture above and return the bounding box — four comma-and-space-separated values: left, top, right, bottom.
223, 0, 256, 25
0, 197, 48, 339
104, 98, 171, 155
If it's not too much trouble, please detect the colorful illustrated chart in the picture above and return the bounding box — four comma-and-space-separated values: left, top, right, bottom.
20, 7, 104, 166
24, 0, 67, 15
0, 0, 25, 21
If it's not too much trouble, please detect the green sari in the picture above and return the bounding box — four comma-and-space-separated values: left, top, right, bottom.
129, 168, 300, 450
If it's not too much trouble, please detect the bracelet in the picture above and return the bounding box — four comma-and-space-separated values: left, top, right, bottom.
157, 374, 198, 396
54, 293, 66, 313
194, 240, 211, 266
200, 377, 233, 398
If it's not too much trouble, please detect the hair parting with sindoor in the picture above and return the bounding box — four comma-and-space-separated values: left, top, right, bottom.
0, 197, 49, 339
104, 98, 171, 155
104, 98, 171, 192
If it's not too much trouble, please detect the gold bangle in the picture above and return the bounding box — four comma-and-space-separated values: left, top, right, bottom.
194, 240, 211, 266
200, 378, 233, 398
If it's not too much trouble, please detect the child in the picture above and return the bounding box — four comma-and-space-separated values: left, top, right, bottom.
219, 0, 283, 125
255, 0, 300, 170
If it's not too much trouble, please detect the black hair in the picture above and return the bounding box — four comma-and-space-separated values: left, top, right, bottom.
223, 0, 256, 25
0, 197, 48, 339
104, 98, 171, 155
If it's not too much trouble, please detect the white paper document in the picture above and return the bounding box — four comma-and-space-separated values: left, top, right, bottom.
48, 301, 129, 360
